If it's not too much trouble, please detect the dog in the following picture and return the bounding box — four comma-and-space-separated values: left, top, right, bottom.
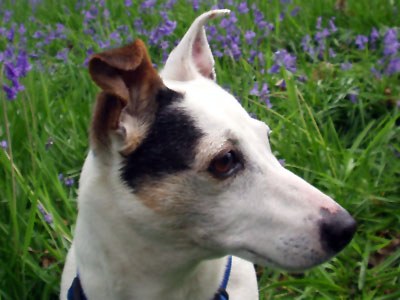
60, 9, 357, 300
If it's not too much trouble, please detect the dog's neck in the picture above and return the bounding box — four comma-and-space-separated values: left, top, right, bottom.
73, 152, 227, 300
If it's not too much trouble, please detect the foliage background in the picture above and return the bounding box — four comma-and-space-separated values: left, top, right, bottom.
0, 0, 399, 299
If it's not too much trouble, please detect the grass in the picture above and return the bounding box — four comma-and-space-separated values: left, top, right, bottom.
0, 0, 399, 299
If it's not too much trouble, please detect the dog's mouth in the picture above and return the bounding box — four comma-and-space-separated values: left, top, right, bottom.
237, 247, 329, 272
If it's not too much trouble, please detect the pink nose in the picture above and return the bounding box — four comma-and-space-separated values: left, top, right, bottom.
319, 208, 357, 254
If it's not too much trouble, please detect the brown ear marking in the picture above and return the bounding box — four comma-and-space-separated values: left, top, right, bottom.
88, 39, 163, 149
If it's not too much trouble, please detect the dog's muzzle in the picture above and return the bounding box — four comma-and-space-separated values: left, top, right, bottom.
318, 208, 357, 254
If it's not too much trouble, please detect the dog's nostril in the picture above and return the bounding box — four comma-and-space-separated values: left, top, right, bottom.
319, 208, 357, 254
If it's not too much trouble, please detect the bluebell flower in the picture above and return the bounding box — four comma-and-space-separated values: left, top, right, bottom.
349, 89, 359, 103
385, 57, 400, 75
1, 140, 7, 150
244, 30, 256, 44
329, 18, 338, 33
3, 10, 11, 23
341, 61, 353, 70
383, 28, 399, 57
44, 213, 53, 224
3, 85, 17, 100
250, 82, 259, 96
268, 64, 280, 74
290, 7, 301, 17
238, 2, 249, 13
370, 27, 379, 43
192, 0, 200, 11
316, 16, 322, 30
56, 48, 69, 64
269, 49, 297, 74
37, 203, 53, 224
355, 35, 368, 50
6, 24, 15, 42
65, 178, 75, 187
140, 0, 156, 12
45, 137, 53, 151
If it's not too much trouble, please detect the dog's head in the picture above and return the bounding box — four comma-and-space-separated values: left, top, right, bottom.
84, 10, 356, 271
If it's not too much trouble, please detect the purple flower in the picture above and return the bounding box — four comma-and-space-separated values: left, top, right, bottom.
110, 30, 122, 45
1, 140, 7, 150
279, 159, 286, 167
56, 48, 68, 63
329, 18, 337, 33
44, 213, 53, 224
37, 204, 53, 224
140, 0, 156, 11
250, 82, 271, 107
315, 28, 330, 42
316, 16, 322, 30
6, 24, 15, 42
65, 178, 75, 187
103, 9, 110, 19
301, 35, 315, 57
33, 30, 44, 39
383, 28, 399, 57
269, 49, 297, 73
82, 47, 94, 67
253, 10, 267, 30
192, 0, 200, 11
355, 35, 368, 50
125, 0, 132, 6
329, 48, 336, 58
268, 64, 281, 74
37, 203, 45, 214
98, 39, 110, 49
260, 83, 269, 95
244, 30, 256, 44
18, 24, 26, 35
58, 173, 64, 181
341, 61, 353, 70
45, 137, 53, 151
238, 2, 249, 13
164, 0, 178, 9
349, 89, 359, 103
385, 57, 400, 75
371, 66, 382, 78
250, 82, 259, 96
16, 51, 31, 77
371, 27, 379, 43
290, 7, 301, 17
159, 19, 177, 36
3, 85, 17, 100
3, 10, 11, 23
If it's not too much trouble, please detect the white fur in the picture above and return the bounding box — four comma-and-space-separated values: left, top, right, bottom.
61, 10, 353, 300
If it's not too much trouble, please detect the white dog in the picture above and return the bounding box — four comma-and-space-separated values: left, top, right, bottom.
60, 10, 356, 300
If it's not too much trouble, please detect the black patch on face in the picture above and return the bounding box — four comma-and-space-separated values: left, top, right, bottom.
120, 88, 204, 189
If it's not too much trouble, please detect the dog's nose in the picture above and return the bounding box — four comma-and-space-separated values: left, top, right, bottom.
319, 208, 357, 254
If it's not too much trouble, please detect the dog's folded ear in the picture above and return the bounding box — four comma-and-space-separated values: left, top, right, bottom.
161, 9, 230, 82
88, 39, 163, 151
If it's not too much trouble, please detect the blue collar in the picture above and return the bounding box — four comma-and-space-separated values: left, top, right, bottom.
68, 256, 232, 300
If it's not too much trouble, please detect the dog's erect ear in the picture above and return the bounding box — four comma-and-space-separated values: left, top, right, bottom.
88, 39, 163, 151
161, 9, 230, 81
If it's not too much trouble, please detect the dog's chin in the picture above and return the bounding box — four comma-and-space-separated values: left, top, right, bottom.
234, 248, 332, 273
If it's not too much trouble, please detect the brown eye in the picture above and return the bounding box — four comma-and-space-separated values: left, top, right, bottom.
208, 150, 241, 178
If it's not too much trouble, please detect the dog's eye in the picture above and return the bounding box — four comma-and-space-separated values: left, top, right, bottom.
208, 150, 241, 178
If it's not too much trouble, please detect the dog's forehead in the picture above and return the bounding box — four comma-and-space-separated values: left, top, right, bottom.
164, 79, 270, 139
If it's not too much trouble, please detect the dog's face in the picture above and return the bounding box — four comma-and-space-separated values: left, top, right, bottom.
84, 10, 356, 272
